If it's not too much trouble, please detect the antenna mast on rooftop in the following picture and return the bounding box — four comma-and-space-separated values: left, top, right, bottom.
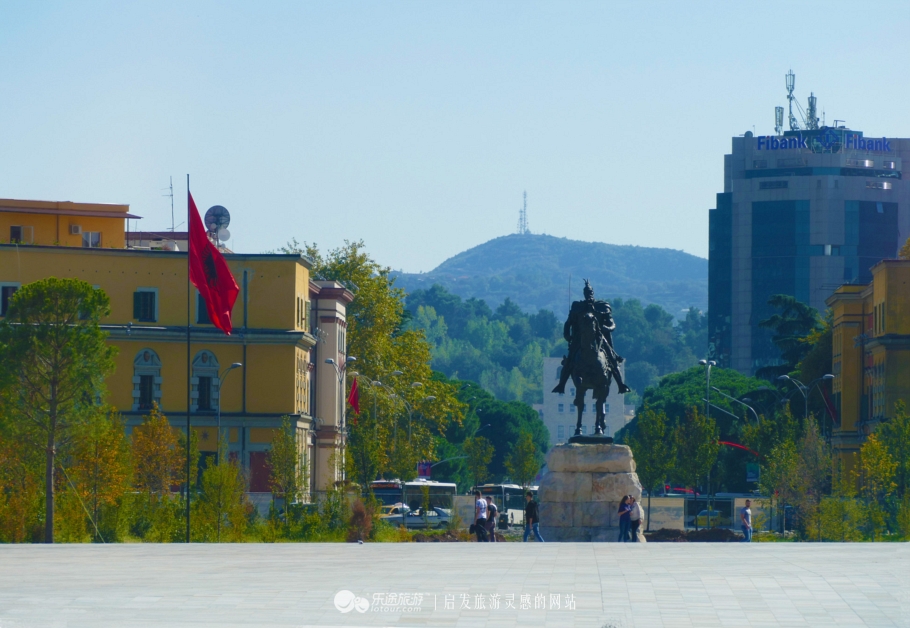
517, 190, 529, 235
774, 106, 784, 135
162, 176, 175, 231
786, 70, 800, 131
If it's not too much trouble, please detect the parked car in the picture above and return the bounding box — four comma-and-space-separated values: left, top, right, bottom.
403, 507, 453, 529
379, 504, 411, 527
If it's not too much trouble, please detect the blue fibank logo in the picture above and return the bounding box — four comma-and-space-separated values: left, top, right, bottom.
846, 135, 891, 152
757, 132, 891, 152
756, 134, 807, 150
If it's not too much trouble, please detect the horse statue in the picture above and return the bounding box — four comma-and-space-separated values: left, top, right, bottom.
553, 280, 631, 436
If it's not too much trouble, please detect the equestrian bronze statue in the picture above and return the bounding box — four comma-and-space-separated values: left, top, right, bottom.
553, 280, 631, 436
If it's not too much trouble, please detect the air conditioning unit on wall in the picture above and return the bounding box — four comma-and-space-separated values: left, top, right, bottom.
69, 225, 82, 235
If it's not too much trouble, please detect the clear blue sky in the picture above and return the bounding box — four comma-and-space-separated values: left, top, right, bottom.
2, 1, 908, 272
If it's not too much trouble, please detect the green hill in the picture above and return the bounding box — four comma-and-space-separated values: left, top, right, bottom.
394, 234, 707, 317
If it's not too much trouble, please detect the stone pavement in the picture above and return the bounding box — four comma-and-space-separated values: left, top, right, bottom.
0, 543, 907, 627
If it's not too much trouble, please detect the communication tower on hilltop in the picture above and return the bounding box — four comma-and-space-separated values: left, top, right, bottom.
517, 190, 530, 235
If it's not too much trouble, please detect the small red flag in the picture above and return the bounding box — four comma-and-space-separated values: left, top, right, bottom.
347, 378, 360, 419
188, 192, 239, 334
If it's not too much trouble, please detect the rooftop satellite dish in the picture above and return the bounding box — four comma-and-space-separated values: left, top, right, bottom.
204, 205, 231, 233
217, 228, 231, 241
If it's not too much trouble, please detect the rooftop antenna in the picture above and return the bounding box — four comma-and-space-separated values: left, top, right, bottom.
806, 92, 819, 130
162, 176, 175, 231
517, 190, 529, 235
774, 106, 784, 135
786, 70, 800, 131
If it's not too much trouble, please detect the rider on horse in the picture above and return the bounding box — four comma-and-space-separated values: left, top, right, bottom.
552, 279, 631, 395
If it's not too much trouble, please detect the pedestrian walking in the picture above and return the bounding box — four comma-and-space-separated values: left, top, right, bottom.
740, 499, 753, 542
485, 496, 498, 542
629, 496, 644, 542
523, 490, 544, 542
472, 489, 488, 542
617, 495, 632, 542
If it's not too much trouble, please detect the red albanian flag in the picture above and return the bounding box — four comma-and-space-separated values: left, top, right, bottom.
347, 378, 360, 420
188, 192, 239, 334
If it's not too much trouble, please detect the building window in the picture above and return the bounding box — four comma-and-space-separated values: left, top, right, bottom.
10, 226, 34, 244
133, 289, 157, 322
569, 388, 575, 396
196, 292, 211, 325
557, 425, 565, 440
133, 349, 162, 411
192, 351, 220, 413
82, 232, 101, 248
865, 181, 892, 190
759, 180, 788, 190
604, 403, 610, 414
881, 161, 896, 170
197, 376, 213, 411
752, 160, 767, 169
846, 159, 874, 168
558, 403, 564, 413
1, 284, 20, 316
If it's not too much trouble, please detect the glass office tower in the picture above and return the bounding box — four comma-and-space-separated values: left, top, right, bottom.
708, 128, 909, 374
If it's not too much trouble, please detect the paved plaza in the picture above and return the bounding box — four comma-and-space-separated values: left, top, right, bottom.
0, 543, 907, 628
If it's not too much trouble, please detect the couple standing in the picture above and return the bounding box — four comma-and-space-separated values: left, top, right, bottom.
617, 495, 644, 542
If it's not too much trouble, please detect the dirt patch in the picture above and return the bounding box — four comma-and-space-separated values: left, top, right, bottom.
645, 528, 741, 543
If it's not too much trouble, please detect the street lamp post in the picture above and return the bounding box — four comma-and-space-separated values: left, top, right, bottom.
325, 356, 357, 482
698, 359, 716, 527
777, 374, 835, 435
216, 362, 242, 464
711, 387, 760, 424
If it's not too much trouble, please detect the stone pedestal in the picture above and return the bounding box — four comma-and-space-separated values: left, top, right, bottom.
538, 442, 642, 542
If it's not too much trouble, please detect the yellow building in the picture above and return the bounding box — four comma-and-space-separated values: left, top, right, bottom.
0, 198, 351, 504
828, 259, 910, 464
0, 197, 139, 249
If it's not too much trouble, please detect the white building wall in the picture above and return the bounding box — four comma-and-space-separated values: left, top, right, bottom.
540, 357, 628, 447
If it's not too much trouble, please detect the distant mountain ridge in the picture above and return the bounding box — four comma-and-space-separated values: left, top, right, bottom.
394, 234, 707, 317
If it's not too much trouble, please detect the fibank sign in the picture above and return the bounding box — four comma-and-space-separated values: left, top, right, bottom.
845, 134, 891, 152
757, 134, 808, 150
757, 131, 892, 152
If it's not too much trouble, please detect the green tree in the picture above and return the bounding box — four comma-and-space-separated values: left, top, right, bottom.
759, 438, 798, 533
794, 419, 830, 540
860, 433, 897, 540
278, 240, 464, 480
819, 458, 865, 542
625, 407, 675, 531
463, 436, 494, 489
0, 278, 116, 543
195, 449, 248, 542
673, 408, 719, 530
68, 409, 132, 541
877, 400, 910, 498
132, 405, 182, 497
268, 416, 307, 508
504, 431, 541, 488
756, 294, 821, 380
0, 434, 43, 542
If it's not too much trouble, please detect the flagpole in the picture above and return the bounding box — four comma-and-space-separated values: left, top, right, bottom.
186, 173, 192, 544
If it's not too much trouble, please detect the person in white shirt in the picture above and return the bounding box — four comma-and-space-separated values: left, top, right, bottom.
473, 490, 488, 542
741, 499, 753, 542
629, 496, 645, 542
